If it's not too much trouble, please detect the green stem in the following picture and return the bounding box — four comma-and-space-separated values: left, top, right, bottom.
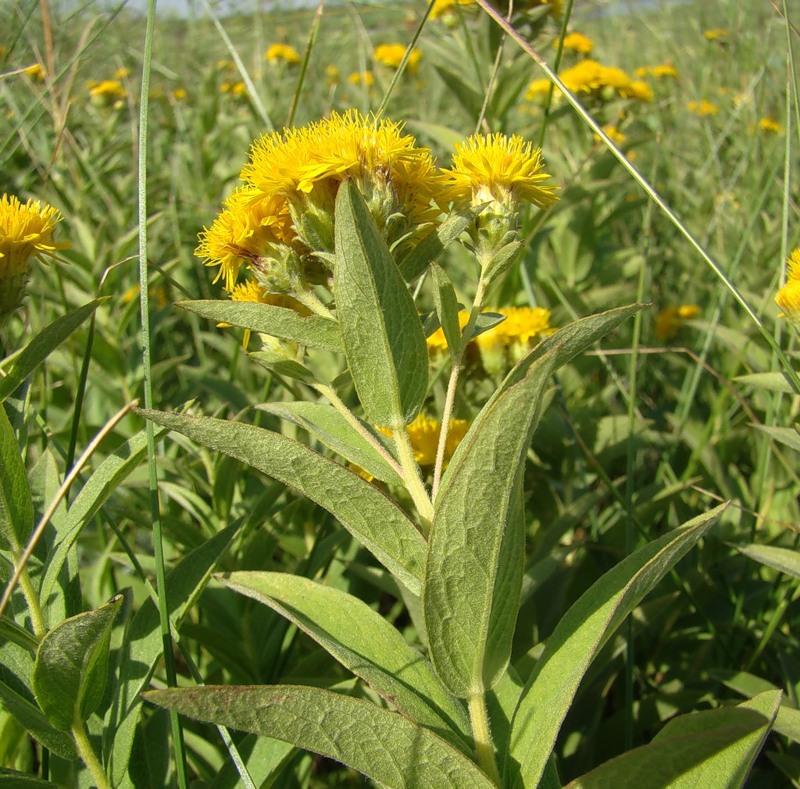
432, 273, 489, 500
392, 421, 434, 530
294, 288, 336, 320
468, 692, 500, 785
17, 565, 45, 640
71, 716, 110, 789
315, 384, 405, 480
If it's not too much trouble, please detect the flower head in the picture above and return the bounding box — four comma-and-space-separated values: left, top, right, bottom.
635, 63, 679, 80
688, 99, 719, 117
654, 304, 700, 341
776, 249, 800, 321
758, 117, 782, 134
374, 43, 423, 74
88, 79, 127, 103
265, 43, 301, 66
442, 133, 558, 211
0, 194, 66, 316
347, 70, 375, 87
703, 28, 729, 42
430, 0, 475, 21
560, 32, 593, 55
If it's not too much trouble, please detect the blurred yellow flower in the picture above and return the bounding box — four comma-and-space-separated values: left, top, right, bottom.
347, 70, 375, 87
560, 32, 593, 55
532, 60, 645, 103
654, 305, 700, 341
635, 63, 679, 79
325, 64, 340, 86
775, 249, 800, 320
687, 99, 719, 117
22, 63, 45, 80
430, 0, 475, 21
374, 43, 423, 74
703, 28, 729, 42
0, 194, 66, 317
172, 87, 188, 101
381, 414, 471, 467
526, 78, 551, 100
443, 133, 559, 211
758, 117, 782, 134
595, 124, 627, 145
621, 79, 653, 102
216, 59, 235, 71
265, 43, 301, 65
220, 81, 247, 97
114, 67, 131, 79
88, 79, 126, 100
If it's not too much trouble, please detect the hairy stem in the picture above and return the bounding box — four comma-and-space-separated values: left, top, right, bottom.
72, 716, 110, 789
468, 692, 501, 785
392, 421, 434, 531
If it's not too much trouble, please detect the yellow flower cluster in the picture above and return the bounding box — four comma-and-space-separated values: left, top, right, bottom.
374, 44, 423, 74
23, 63, 45, 81
635, 63, 679, 80
654, 304, 700, 342
87, 79, 127, 105
687, 99, 719, 117
0, 194, 66, 317
775, 249, 800, 321
265, 43, 301, 66
347, 70, 375, 87
382, 414, 471, 467
527, 60, 652, 103
430, 0, 475, 20
428, 306, 555, 375
560, 32, 593, 55
703, 28, 729, 42
758, 117, 782, 134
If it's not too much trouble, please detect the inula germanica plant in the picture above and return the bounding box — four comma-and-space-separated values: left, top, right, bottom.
132, 110, 762, 788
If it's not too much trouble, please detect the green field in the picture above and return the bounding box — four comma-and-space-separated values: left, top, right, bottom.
1, 0, 799, 786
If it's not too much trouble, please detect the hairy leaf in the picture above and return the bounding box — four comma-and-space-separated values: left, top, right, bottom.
0, 404, 33, 553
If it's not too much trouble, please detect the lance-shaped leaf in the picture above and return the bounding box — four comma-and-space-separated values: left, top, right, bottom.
140, 410, 426, 593
0, 300, 102, 402
564, 690, 781, 788
145, 685, 495, 789
430, 263, 462, 362
33, 594, 123, 730
508, 504, 727, 789
425, 305, 641, 698
177, 301, 343, 353
0, 403, 33, 553
220, 571, 471, 751
256, 402, 403, 486
334, 180, 428, 427
0, 767, 69, 788
734, 543, 800, 580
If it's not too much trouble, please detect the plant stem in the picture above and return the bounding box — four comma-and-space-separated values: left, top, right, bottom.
315, 384, 405, 480
17, 566, 45, 640
432, 273, 489, 500
71, 716, 110, 789
294, 289, 336, 320
392, 421, 434, 530
468, 692, 500, 785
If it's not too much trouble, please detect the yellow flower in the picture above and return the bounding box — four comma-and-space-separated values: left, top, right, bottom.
758, 117, 782, 134
374, 43, 423, 74
442, 133, 559, 211
325, 64, 340, 86
526, 78, 551, 101
114, 67, 131, 79
195, 188, 294, 291
220, 81, 247, 97
216, 59, 235, 71
382, 414, 471, 467
542, 59, 641, 102
620, 79, 653, 102
654, 305, 700, 341
635, 63, 679, 79
688, 99, 719, 117
347, 70, 375, 87
560, 32, 593, 55
22, 63, 45, 81
0, 194, 66, 316
88, 79, 126, 99
776, 249, 800, 320
172, 87, 188, 101
703, 28, 729, 42
429, 0, 475, 21
265, 43, 301, 66
595, 124, 627, 146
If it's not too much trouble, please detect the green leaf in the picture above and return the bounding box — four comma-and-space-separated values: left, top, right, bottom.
733, 371, 796, 394
176, 301, 343, 353
564, 690, 780, 788
140, 410, 426, 593
145, 685, 495, 788
40, 429, 157, 613
430, 263, 462, 362
333, 180, 428, 426
0, 404, 33, 553
508, 504, 726, 788
482, 241, 523, 284
0, 616, 39, 654
256, 401, 403, 486
398, 209, 477, 281
0, 767, 69, 788
0, 680, 77, 759
33, 594, 123, 730
734, 543, 800, 579
106, 526, 238, 787
425, 305, 642, 698
752, 425, 800, 453
0, 300, 102, 402
220, 571, 471, 750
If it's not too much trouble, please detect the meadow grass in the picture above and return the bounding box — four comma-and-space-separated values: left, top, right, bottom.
1, 0, 799, 786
